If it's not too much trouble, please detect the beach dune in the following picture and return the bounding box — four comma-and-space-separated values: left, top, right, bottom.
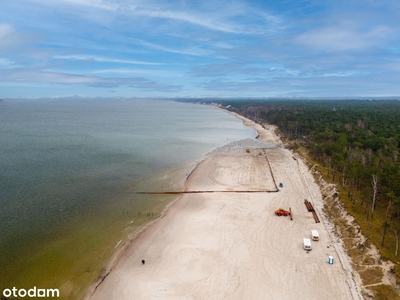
86, 115, 361, 300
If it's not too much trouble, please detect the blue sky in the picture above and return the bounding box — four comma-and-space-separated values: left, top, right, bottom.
1, 0, 400, 98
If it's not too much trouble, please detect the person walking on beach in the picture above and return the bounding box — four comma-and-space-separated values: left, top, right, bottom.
142, 259, 145, 265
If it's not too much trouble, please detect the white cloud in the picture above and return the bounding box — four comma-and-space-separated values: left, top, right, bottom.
129, 6, 241, 33
0, 58, 20, 69
53, 55, 162, 65
6, 70, 97, 84
0, 68, 182, 91
0, 24, 13, 38
43, 0, 276, 34
90, 68, 182, 77
296, 23, 393, 52
320, 71, 366, 77
0, 23, 36, 51
40, 0, 117, 10
134, 39, 212, 56
2, 1, 400, 97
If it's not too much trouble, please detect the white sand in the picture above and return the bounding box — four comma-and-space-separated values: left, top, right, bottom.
86, 113, 362, 300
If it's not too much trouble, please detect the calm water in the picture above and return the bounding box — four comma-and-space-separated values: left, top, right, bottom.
0, 98, 255, 296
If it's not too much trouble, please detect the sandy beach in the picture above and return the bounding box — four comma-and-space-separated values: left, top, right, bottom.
85, 112, 362, 300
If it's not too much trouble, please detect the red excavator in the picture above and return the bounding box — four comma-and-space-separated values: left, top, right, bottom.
275, 208, 291, 217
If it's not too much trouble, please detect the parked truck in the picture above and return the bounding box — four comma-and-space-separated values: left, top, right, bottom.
303, 238, 312, 251
311, 230, 319, 241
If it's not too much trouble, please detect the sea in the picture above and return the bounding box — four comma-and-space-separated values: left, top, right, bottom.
0, 98, 256, 299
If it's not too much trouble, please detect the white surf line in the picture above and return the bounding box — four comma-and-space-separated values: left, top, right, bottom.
112, 240, 122, 252
59, 280, 70, 290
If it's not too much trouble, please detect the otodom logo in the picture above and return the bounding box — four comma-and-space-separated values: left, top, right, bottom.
2, 287, 60, 298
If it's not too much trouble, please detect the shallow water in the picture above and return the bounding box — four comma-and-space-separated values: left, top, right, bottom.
0, 98, 256, 297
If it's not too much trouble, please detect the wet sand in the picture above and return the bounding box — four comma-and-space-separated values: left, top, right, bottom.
85, 112, 362, 300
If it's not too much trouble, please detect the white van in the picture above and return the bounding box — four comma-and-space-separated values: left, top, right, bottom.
303, 238, 312, 251
311, 230, 319, 241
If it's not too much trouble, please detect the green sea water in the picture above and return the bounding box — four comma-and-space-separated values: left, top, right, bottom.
0, 98, 256, 299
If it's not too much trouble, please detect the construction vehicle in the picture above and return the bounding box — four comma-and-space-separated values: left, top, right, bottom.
275, 208, 290, 216
311, 230, 319, 241
303, 238, 312, 251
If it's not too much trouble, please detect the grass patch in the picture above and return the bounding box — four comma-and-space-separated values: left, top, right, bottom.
394, 265, 400, 285
358, 267, 384, 285
369, 284, 400, 300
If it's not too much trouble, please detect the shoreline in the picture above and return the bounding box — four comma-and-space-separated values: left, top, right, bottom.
83, 138, 248, 299
85, 107, 363, 300
83, 158, 208, 299
83, 193, 184, 299
83, 107, 260, 299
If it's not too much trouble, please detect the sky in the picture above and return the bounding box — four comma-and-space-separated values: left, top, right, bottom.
1, 0, 400, 98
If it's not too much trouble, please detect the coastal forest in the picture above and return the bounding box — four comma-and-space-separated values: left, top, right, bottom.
186, 99, 400, 292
